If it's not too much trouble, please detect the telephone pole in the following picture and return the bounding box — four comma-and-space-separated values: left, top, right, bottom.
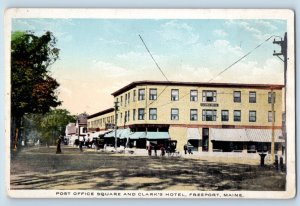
114, 101, 119, 150
273, 32, 287, 162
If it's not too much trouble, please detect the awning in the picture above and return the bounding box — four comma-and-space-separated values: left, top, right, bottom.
210, 128, 248, 142
128, 132, 146, 140
186, 128, 202, 140
119, 128, 131, 139
146, 132, 170, 140
103, 128, 131, 138
246, 129, 285, 143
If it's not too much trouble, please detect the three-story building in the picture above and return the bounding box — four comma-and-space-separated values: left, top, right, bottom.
88, 80, 284, 153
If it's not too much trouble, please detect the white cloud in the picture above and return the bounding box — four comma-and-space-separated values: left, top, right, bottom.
225, 20, 274, 41
98, 37, 128, 46
159, 20, 200, 45
214, 29, 228, 37
213, 39, 243, 57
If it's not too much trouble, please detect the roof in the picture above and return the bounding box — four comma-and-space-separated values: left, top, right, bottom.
88, 108, 114, 119
111, 80, 284, 96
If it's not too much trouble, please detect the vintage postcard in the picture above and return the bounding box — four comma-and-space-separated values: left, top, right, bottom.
5, 9, 295, 199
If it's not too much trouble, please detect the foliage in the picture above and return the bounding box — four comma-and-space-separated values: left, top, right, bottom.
11, 30, 61, 149
11, 31, 61, 118
24, 109, 76, 146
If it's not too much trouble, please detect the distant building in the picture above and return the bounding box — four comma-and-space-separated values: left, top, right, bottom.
88, 80, 284, 153
65, 113, 88, 145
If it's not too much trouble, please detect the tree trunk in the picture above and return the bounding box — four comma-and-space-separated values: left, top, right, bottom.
11, 115, 21, 151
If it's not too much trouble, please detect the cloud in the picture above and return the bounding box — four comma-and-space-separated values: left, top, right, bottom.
225, 20, 275, 41
159, 20, 200, 45
214, 29, 228, 37
98, 37, 129, 46
213, 39, 243, 57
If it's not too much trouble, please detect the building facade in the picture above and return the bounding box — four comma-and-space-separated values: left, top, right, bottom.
88, 81, 284, 153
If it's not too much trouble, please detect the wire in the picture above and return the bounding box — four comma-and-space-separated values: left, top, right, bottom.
139, 34, 170, 108
207, 35, 274, 83
139, 35, 169, 82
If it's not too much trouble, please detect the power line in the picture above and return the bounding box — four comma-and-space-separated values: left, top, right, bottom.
207, 35, 274, 83
139, 35, 169, 81
139, 34, 170, 108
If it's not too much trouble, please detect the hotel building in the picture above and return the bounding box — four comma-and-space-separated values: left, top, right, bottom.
87, 81, 284, 153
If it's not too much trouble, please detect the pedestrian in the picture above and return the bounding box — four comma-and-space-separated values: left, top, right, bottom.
148, 144, 152, 156
184, 144, 187, 155
56, 136, 62, 154
160, 144, 165, 156
154, 144, 158, 156
188, 146, 193, 154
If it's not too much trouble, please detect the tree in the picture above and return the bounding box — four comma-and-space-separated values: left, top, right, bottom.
22, 109, 76, 147
11, 31, 61, 150
40, 109, 76, 146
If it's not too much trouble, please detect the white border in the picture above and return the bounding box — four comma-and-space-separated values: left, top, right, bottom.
4, 8, 296, 199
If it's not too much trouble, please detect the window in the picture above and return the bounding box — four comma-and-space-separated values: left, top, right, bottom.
234, 91, 241, 102
149, 89, 157, 100
171, 89, 179, 101
202, 110, 217, 121
124, 111, 127, 123
171, 108, 179, 120
234, 110, 241, 122
268, 111, 275, 122
268, 92, 276, 103
120, 113, 122, 123
120, 96, 123, 106
125, 94, 127, 106
190, 90, 198, 101
202, 90, 217, 102
138, 89, 145, 101
133, 109, 136, 121
249, 111, 256, 122
190, 109, 198, 121
128, 110, 130, 122
249, 91, 256, 103
138, 108, 145, 120
149, 108, 157, 120
221, 110, 229, 121
128, 93, 130, 104
133, 90, 136, 102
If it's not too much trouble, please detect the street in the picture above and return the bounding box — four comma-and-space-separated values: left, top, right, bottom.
10, 146, 286, 191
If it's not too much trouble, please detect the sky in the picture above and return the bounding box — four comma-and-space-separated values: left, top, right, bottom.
12, 18, 287, 115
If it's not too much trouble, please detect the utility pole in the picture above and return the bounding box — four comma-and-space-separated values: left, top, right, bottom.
273, 32, 287, 163
114, 101, 119, 150
271, 88, 275, 162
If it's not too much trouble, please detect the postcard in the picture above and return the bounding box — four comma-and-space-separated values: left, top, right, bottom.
4, 8, 295, 199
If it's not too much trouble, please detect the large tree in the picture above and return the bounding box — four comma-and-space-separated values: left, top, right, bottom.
11, 31, 61, 150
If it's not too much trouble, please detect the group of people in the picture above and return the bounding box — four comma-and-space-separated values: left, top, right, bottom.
183, 144, 193, 155
147, 144, 165, 156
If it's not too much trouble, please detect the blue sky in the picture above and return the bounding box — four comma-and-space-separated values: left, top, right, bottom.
12, 18, 287, 114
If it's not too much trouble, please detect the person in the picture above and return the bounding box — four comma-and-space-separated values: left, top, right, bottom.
184, 144, 187, 155
148, 144, 152, 156
56, 136, 62, 154
154, 144, 158, 156
160, 144, 165, 156
188, 146, 193, 154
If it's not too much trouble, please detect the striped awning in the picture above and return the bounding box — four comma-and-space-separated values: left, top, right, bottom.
246, 129, 284, 143
186, 128, 202, 140
210, 128, 248, 142
146, 132, 170, 140
210, 128, 285, 143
